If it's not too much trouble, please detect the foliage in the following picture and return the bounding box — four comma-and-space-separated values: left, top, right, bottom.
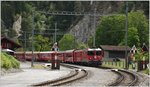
87, 36, 93, 48
96, 11, 148, 47
96, 14, 125, 46
143, 68, 149, 75
1, 52, 20, 69
59, 34, 78, 51
77, 43, 88, 49
1, 1, 77, 51
33, 35, 51, 51
128, 11, 149, 46
119, 27, 140, 47
134, 48, 149, 61
1, 2, 149, 51
59, 34, 88, 50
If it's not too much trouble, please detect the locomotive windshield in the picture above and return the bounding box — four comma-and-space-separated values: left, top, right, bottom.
87, 51, 94, 55
96, 51, 101, 55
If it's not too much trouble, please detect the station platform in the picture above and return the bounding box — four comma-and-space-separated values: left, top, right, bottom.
0, 62, 71, 87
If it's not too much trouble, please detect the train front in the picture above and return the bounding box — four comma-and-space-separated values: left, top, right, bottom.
87, 48, 103, 66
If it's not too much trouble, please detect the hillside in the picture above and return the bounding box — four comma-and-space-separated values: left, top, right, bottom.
1, 1, 149, 51
69, 1, 149, 44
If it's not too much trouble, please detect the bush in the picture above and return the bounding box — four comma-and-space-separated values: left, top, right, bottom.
134, 49, 149, 61
145, 68, 149, 74
1, 52, 20, 69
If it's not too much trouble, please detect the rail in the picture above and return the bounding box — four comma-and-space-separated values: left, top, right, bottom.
32, 63, 88, 86
109, 69, 138, 86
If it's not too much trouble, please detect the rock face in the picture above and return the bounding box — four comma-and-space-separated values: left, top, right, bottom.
69, 2, 123, 43
69, 16, 94, 43
12, 15, 22, 38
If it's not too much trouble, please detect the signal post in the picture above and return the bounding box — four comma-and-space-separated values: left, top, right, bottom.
51, 42, 60, 70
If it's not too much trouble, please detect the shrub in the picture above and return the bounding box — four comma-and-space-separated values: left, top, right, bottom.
1, 52, 20, 69
1, 53, 12, 69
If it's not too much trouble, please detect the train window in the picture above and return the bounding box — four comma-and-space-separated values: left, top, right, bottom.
96, 51, 101, 55
87, 51, 94, 55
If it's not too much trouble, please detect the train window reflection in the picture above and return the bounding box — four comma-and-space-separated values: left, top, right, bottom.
87, 51, 94, 55
96, 51, 101, 55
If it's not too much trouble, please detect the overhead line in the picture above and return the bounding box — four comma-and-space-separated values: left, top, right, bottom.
38, 11, 118, 16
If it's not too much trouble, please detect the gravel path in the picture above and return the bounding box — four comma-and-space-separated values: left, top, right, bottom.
64, 65, 118, 86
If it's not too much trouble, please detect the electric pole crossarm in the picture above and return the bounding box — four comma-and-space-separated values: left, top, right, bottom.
38, 11, 118, 16
34, 29, 59, 31
26, 32, 65, 35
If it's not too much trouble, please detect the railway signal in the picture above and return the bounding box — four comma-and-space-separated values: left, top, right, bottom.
51, 42, 60, 70
130, 45, 137, 54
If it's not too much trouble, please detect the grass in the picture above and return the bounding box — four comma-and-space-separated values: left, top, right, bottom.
32, 64, 45, 69
140, 68, 149, 74
102, 60, 126, 69
1, 52, 20, 69
102, 59, 150, 75
102, 60, 138, 70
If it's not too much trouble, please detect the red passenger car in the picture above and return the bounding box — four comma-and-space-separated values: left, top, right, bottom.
38, 51, 53, 61
63, 50, 74, 63
14, 52, 25, 61
74, 50, 85, 63
56, 51, 64, 62
14, 48, 103, 66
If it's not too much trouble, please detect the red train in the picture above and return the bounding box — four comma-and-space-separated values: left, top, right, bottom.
14, 48, 104, 66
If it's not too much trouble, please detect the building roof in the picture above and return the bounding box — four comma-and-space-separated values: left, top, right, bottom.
100, 45, 131, 51
2, 49, 14, 52
1, 36, 21, 48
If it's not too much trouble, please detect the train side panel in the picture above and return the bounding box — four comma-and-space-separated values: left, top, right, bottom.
14, 52, 25, 61
63, 50, 74, 63
38, 52, 53, 61
57, 51, 64, 62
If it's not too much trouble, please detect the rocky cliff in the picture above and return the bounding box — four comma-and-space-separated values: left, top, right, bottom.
69, 1, 124, 43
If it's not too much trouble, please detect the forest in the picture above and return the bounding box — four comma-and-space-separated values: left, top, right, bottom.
1, 1, 149, 51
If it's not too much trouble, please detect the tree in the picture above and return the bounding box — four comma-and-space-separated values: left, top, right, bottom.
128, 11, 149, 46
119, 27, 140, 47
59, 34, 77, 51
96, 14, 125, 46
33, 35, 51, 51
87, 36, 93, 48
77, 43, 88, 49
96, 11, 148, 47
134, 48, 149, 61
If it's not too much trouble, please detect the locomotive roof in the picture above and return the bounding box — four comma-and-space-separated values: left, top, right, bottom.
95, 48, 102, 51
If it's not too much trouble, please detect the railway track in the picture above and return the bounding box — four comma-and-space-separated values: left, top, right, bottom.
32, 63, 88, 86
109, 69, 138, 86
60, 64, 139, 86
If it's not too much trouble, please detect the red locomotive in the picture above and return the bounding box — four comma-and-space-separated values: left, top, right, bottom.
14, 48, 104, 66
